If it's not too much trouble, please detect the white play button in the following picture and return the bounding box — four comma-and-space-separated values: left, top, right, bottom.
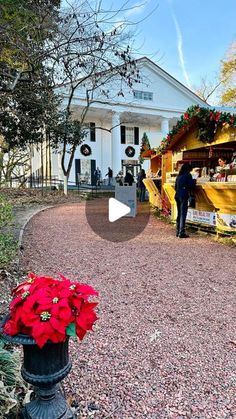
108, 198, 131, 222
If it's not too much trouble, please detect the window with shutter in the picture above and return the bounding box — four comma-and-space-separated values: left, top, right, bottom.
90, 122, 96, 142
134, 127, 139, 145
126, 127, 135, 144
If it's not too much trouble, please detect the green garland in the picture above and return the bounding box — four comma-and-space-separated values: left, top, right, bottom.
155, 105, 236, 155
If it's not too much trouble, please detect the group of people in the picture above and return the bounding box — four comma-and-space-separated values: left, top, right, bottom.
93, 167, 146, 199
174, 156, 236, 238
115, 169, 147, 202
94, 167, 113, 186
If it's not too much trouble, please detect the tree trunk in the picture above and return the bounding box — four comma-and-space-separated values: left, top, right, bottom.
61, 144, 76, 196
41, 142, 44, 197
48, 134, 52, 189
63, 175, 68, 195
0, 151, 3, 184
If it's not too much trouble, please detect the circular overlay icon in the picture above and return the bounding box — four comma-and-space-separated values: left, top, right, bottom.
85, 197, 150, 242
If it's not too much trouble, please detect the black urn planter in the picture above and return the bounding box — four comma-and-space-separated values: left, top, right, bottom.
0, 316, 75, 419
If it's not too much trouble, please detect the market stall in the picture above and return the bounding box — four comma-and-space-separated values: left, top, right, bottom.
158, 106, 236, 234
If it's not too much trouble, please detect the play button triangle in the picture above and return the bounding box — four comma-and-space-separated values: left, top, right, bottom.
108, 198, 131, 222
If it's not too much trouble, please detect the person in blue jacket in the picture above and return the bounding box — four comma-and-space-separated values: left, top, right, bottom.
175, 163, 196, 238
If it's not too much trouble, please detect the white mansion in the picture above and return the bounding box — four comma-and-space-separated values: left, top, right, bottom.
32, 57, 206, 186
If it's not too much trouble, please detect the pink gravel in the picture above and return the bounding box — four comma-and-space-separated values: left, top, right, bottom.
20, 201, 236, 418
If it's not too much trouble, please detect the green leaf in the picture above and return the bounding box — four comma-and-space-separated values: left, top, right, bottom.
66, 322, 76, 337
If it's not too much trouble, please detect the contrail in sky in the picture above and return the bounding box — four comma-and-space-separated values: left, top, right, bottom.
167, 0, 192, 89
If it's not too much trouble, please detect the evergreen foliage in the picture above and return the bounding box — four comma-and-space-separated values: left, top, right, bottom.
156, 105, 236, 155
139, 133, 151, 164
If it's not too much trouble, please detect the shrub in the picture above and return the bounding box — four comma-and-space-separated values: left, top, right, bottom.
0, 194, 13, 229
0, 337, 31, 418
0, 234, 17, 267
0, 194, 17, 268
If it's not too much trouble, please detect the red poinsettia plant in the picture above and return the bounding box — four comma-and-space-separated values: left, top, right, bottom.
3, 273, 99, 348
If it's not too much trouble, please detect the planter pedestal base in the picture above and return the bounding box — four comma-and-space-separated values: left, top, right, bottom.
0, 319, 75, 419
20, 385, 74, 419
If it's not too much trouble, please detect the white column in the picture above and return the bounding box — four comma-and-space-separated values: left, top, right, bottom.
99, 119, 103, 177
95, 120, 102, 172
111, 112, 122, 177
161, 118, 169, 137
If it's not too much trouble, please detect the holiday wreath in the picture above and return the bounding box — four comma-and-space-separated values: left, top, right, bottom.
125, 146, 135, 157
80, 144, 92, 156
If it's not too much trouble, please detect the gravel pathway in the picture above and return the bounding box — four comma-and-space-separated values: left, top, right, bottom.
20, 201, 236, 419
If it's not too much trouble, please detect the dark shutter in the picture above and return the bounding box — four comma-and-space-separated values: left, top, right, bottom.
91, 159, 96, 186
134, 127, 139, 145
90, 122, 96, 142
75, 159, 81, 185
120, 125, 126, 144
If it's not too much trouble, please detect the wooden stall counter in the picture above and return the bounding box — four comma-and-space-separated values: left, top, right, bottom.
143, 178, 162, 209
163, 181, 236, 234
202, 182, 236, 233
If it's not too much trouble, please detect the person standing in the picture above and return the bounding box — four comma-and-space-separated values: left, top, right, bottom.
94, 167, 101, 186
115, 170, 124, 185
124, 170, 134, 186
214, 156, 227, 181
106, 167, 113, 186
175, 163, 196, 238
138, 169, 146, 202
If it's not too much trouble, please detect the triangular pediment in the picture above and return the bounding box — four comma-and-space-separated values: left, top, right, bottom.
135, 57, 207, 110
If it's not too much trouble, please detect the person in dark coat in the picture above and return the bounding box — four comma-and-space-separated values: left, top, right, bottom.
138, 169, 146, 202
94, 167, 101, 186
175, 163, 196, 238
124, 171, 134, 186
105, 167, 113, 186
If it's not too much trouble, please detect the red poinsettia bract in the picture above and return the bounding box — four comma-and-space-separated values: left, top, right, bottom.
3, 273, 99, 348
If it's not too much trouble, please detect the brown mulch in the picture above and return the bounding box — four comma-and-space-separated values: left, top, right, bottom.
0, 187, 85, 208
8, 201, 236, 418
0, 188, 98, 318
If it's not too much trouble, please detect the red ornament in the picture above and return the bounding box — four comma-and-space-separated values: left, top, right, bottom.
184, 112, 189, 120
215, 112, 221, 122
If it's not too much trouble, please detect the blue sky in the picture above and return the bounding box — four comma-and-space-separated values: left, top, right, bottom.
103, 0, 236, 100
